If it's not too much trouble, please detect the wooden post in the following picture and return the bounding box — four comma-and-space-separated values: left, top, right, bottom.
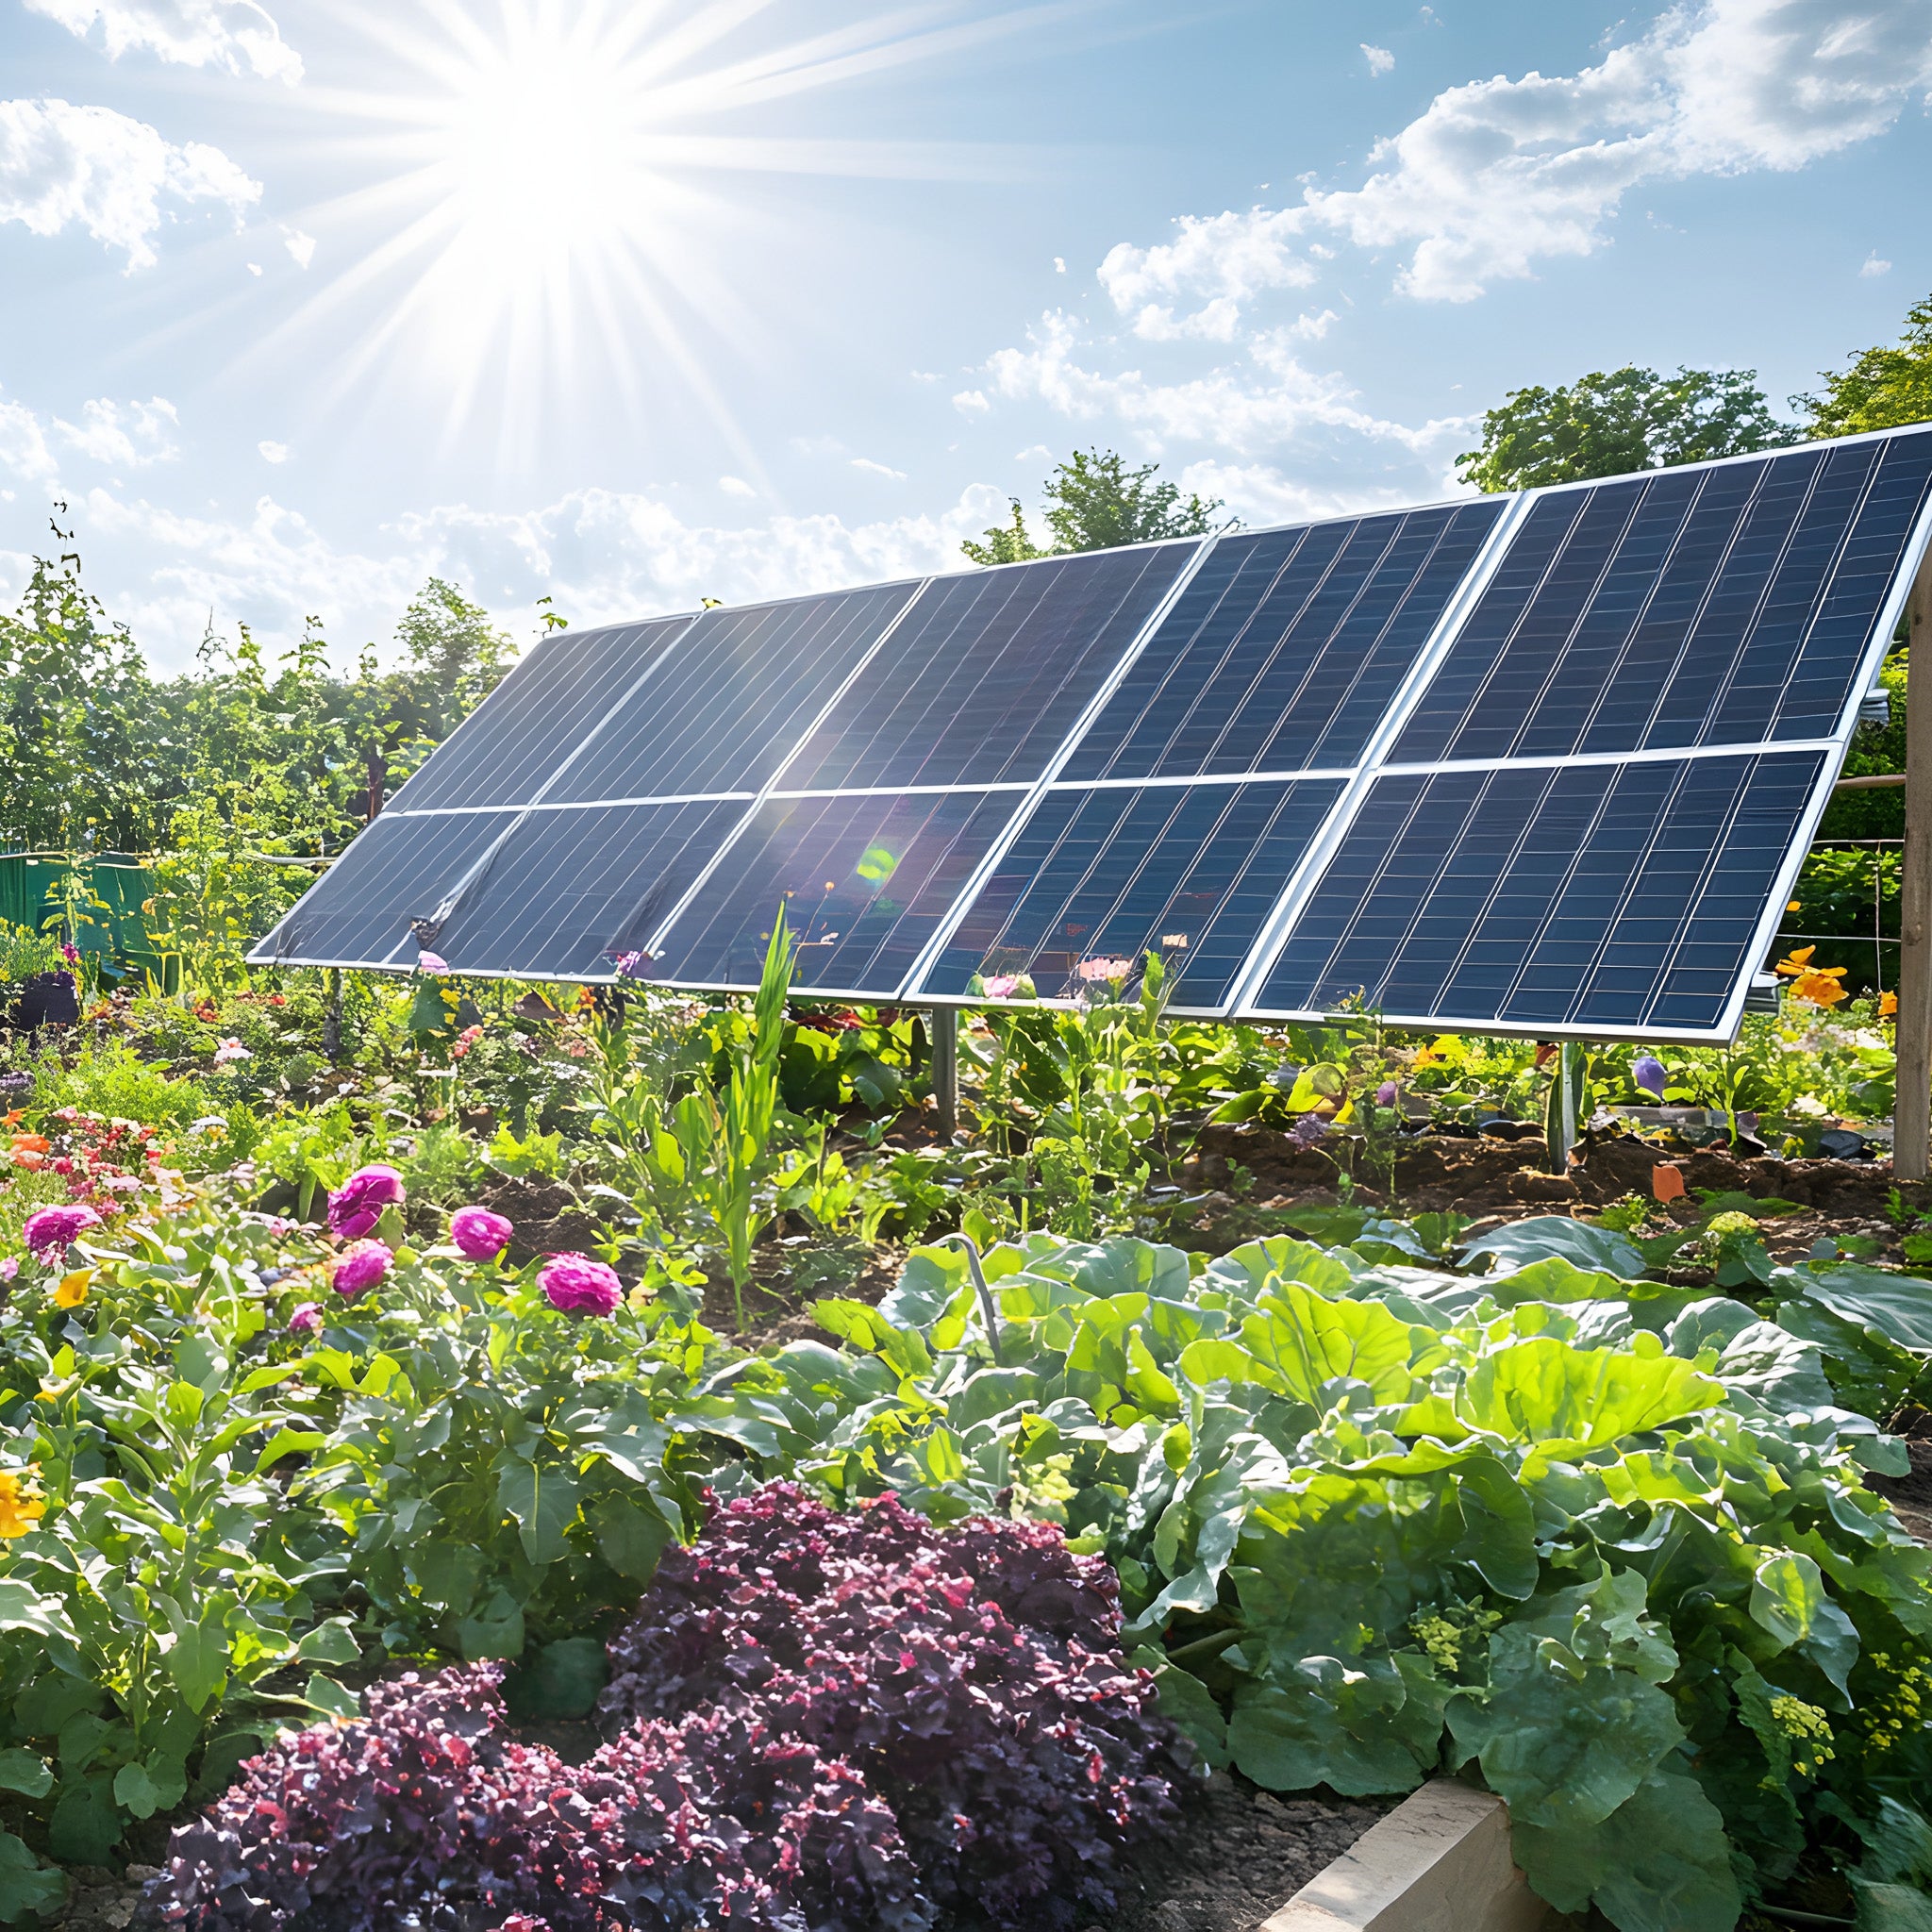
931, 1007, 958, 1141
1895, 552, 1932, 1182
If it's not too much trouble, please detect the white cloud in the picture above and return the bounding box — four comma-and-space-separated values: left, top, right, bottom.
1861, 251, 1893, 276
1179, 458, 1411, 529
953, 389, 991, 414
258, 439, 288, 462
0, 97, 259, 269
1053, 256, 1066, 273
23, 0, 302, 84
0, 394, 58, 483
282, 225, 314, 267
1099, 0, 1932, 313
56, 395, 178, 466
1362, 43, 1395, 75
851, 458, 908, 480
40, 479, 1012, 672
980, 308, 1467, 460
717, 475, 756, 498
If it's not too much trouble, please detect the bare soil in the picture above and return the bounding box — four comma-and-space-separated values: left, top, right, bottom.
1101, 1772, 1391, 1932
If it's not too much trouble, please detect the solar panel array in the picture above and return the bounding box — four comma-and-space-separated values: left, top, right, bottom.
254, 425, 1932, 1041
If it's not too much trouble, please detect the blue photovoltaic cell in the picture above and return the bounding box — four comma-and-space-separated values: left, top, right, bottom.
649, 790, 1024, 994
546, 582, 919, 805
919, 780, 1346, 1008
1391, 430, 1932, 765
252, 808, 520, 966
1061, 501, 1504, 782
424, 800, 752, 979
391, 618, 694, 812
774, 543, 1197, 791
1254, 751, 1827, 1032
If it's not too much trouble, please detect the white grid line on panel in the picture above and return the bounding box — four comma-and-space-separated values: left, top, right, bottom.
390, 793, 759, 818
1219, 491, 1535, 1017
641, 575, 941, 960
897, 535, 1221, 1000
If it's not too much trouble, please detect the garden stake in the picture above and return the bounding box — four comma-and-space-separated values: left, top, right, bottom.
930, 1006, 958, 1139
936, 1231, 1002, 1365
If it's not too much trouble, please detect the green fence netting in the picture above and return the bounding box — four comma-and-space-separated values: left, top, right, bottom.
0, 855, 172, 987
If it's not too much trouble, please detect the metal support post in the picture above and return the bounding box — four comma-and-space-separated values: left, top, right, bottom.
1897, 551, 1932, 1181
322, 967, 343, 1064
931, 1007, 958, 1141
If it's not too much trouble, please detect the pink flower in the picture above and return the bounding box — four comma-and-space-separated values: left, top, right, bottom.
451, 1024, 484, 1060
538, 1253, 623, 1317
417, 952, 449, 975
327, 1164, 406, 1240
563, 1039, 591, 1059
981, 974, 1018, 999
0, 1257, 17, 1282
213, 1038, 252, 1064
60, 942, 79, 964
288, 1302, 324, 1335
451, 1206, 513, 1261
22, 1205, 101, 1259
1075, 956, 1130, 983
332, 1241, 391, 1301
1375, 1082, 1398, 1107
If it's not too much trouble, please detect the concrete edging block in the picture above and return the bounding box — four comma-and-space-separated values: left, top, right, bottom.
1259, 1780, 1547, 1932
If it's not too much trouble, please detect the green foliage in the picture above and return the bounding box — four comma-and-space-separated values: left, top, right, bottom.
1800, 292, 1932, 440
1457, 365, 1796, 492
962, 448, 1221, 565
793, 1231, 1932, 1932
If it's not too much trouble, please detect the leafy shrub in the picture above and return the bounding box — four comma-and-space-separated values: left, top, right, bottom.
136, 1664, 610, 1932
780, 1232, 1932, 1932
598, 1484, 1186, 1923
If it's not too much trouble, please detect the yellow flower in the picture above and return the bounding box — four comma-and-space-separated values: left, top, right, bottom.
35, 1377, 75, 1405
54, 1269, 92, 1309
0, 1470, 45, 1539
1790, 969, 1849, 1008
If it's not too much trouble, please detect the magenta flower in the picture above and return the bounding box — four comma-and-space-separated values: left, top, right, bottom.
213, 1037, 252, 1064
981, 974, 1018, 999
60, 942, 79, 965
0, 1257, 17, 1283
22, 1205, 101, 1259
451, 1206, 513, 1261
332, 1240, 392, 1301
1075, 956, 1130, 983
538, 1252, 623, 1317
327, 1164, 406, 1240
288, 1302, 324, 1335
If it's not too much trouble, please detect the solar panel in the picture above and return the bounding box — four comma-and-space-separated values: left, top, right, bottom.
544, 582, 920, 805
390, 618, 694, 812
253, 808, 521, 967
423, 800, 753, 979
1248, 752, 1828, 1036
648, 790, 1024, 994
773, 542, 1197, 791
1390, 433, 1932, 764
1061, 501, 1504, 782
252, 424, 1932, 1044
916, 779, 1347, 1008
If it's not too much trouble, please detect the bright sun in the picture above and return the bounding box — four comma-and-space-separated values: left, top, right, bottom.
268, 0, 1041, 464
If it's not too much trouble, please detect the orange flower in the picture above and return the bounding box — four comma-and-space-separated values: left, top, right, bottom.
1774, 945, 1817, 976
0, 1470, 44, 1539
1789, 970, 1848, 1008
1881, 991, 1900, 1017
10, 1135, 49, 1156
10, 1151, 44, 1172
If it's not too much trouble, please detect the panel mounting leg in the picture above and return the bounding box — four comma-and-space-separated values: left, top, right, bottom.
1896, 551, 1932, 1182
931, 1006, 958, 1141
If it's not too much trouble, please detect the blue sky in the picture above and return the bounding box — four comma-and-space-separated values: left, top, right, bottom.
0, 0, 1927, 672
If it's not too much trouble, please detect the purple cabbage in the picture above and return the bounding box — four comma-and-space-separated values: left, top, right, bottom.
598, 1485, 1186, 1922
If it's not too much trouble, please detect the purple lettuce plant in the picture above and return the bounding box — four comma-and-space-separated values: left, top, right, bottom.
597, 1485, 1186, 1923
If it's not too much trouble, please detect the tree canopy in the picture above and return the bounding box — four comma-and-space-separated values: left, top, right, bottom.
962, 449, 1221, 565
1798, 292, 1932, 440
1456, 365, 1795, 492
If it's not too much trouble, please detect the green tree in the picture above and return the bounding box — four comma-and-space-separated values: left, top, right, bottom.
962, 449, 1221, 565
396, 577, 516, 740
1456, 366, 1795, 492
1798, 292, 1932, 438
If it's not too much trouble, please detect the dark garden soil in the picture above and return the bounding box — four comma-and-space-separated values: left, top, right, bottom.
1100, 1771, 1392, 1932
1867, 1412, 1932, 1544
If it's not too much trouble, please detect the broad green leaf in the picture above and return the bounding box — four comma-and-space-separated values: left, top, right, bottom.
1512, 1770, 1740, 1932
48, 1776, 122, 1865
813, 1299, 933, 1380
0, 1833, 65, 1922
163, 1614, 229, 1716
1457, 1337, 1720, 1456
1853, 1880, 1932, 1932
292, 1618, 360, 1666
1460, 1217, 1644, 1281
1799, 1265, 1932, 1355
0, 1580, 75, 1644
1750, 1550, 1824, 1650
505, 1638, 607, 1722
496, 1458, 580, 1566
1229, 1657, 1440, 1796
1208, 1238, 1357, 1305
304, 1674, 362, 1721
456, 1588, 525, 1662
112, 1761, 164, 1820
588, 1493, 675, 1582
1238, 1280, 1419, 1407
0, 1751, 51, 1800
1448, 1455, 1540, 1600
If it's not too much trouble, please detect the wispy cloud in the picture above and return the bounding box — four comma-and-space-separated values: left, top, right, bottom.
23, 0, 302, 83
